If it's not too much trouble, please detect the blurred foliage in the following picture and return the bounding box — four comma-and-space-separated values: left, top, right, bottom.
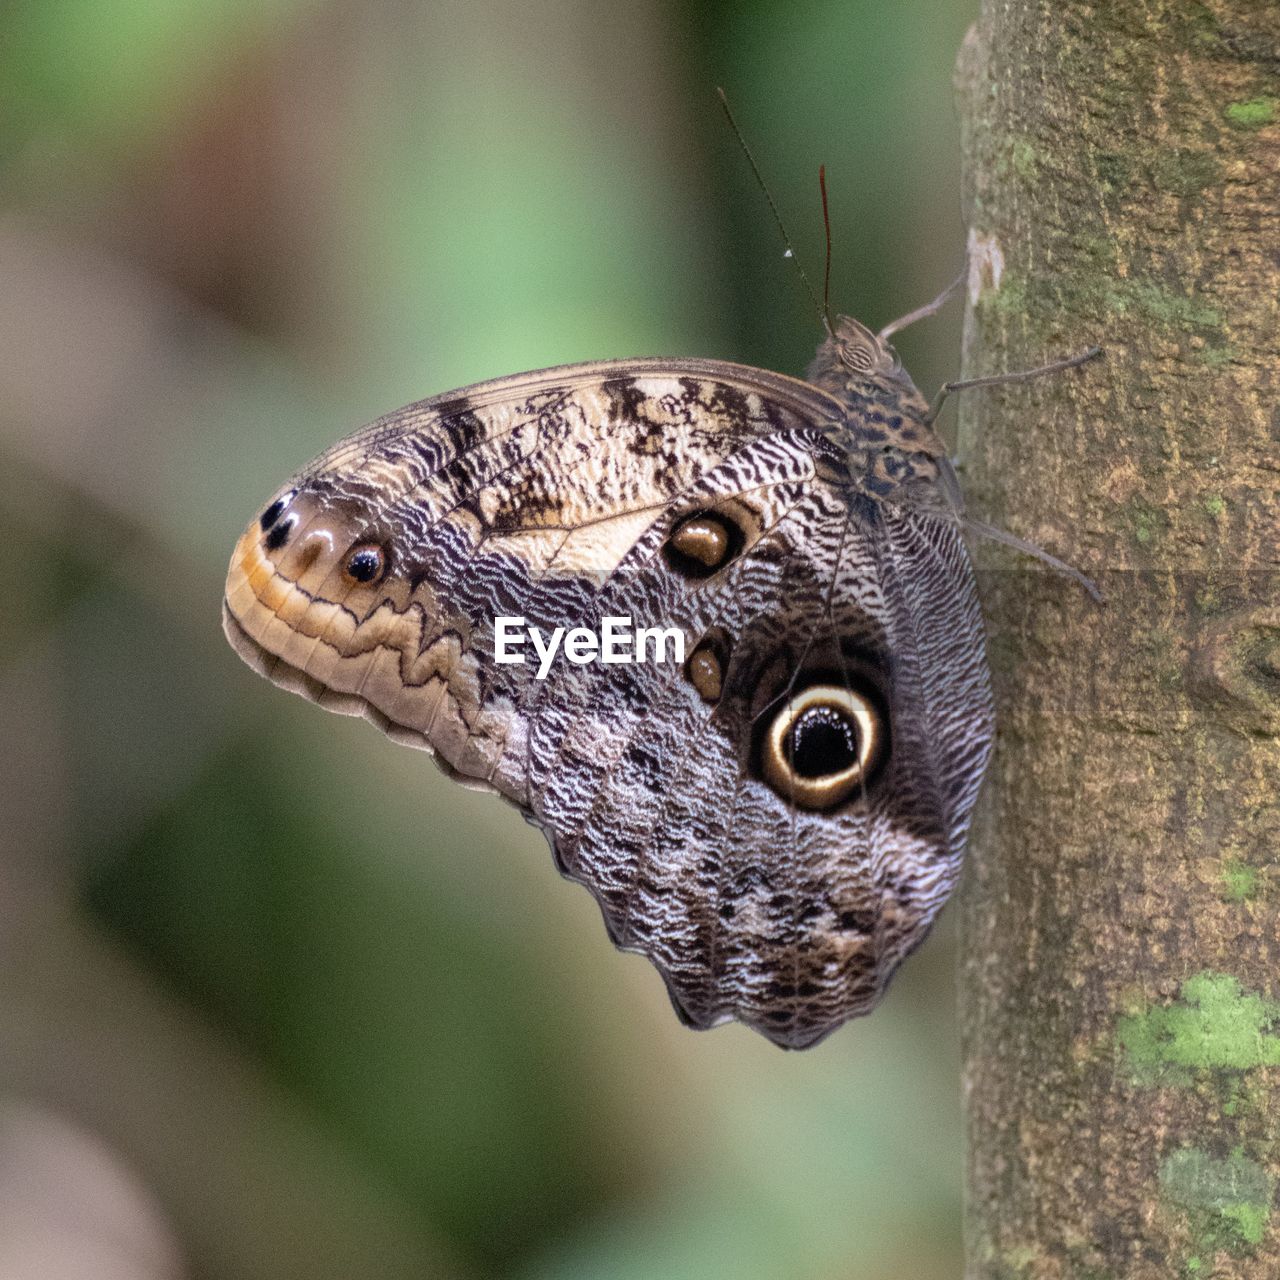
1, 0, 978, 1276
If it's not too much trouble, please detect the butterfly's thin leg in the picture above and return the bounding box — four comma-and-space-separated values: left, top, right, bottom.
959, 514, 1105, 603
883, 473, 1104, 603
923, 345, 1104, 426
877, 271, 965, 342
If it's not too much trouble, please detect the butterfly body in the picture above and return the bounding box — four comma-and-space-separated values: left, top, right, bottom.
224, 315, 993, 1048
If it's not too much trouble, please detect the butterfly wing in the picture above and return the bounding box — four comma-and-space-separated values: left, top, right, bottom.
223, 358, 993, 1047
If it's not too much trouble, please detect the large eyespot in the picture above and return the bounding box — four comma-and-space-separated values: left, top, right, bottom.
759, 683, 887, 811
662, 510, 744, 579
343, 541, 389, 585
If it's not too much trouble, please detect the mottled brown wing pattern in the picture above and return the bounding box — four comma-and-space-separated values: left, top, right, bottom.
223, 355, 993, 1048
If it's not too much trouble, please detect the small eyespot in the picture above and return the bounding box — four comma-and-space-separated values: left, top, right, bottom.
663, 510, 744, 579
758, 682, 887, 811
260, 490, 296, 531
687, 648, 723, 702
343, 542, 388, 585
684, 627, 733, 704
264, 514, 297, 552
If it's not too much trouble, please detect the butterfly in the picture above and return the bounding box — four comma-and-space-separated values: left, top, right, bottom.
223, 310, 996, 1049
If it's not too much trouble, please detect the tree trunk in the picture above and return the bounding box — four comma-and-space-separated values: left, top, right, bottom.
953, 3, 1280, 1278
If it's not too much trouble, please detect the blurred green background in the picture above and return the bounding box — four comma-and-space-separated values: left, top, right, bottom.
0, 1, 978, 1276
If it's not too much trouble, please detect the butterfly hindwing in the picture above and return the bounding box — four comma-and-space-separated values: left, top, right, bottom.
223, 353, 993, 1048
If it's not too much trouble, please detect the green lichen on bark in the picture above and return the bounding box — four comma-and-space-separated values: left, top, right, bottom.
955, 1, 1280, 1277
1219, 858, 1259, 902
1225, 98, 1277, 127
1118, 973, 1280, 1082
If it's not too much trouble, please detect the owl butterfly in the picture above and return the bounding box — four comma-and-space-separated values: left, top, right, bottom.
224, 305, 998, 1049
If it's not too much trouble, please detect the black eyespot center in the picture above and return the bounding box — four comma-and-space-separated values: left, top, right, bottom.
785, 705, 860, 778
345, 543, 388, 584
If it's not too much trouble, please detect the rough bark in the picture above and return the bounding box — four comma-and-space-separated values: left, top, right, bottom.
954, 3, 1280, 1278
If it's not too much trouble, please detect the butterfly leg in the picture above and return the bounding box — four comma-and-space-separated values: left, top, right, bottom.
907, 341, 1107, 601
924, 345, 1104, 426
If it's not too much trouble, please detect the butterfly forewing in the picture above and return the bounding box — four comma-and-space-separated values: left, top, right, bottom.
223, 352, 993, 1048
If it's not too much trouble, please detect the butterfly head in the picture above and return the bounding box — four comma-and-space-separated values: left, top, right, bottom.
830, 314, 899, 375
808, 315, 927, 406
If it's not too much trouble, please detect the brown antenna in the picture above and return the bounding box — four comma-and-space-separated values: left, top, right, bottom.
818, 165, 835, 334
